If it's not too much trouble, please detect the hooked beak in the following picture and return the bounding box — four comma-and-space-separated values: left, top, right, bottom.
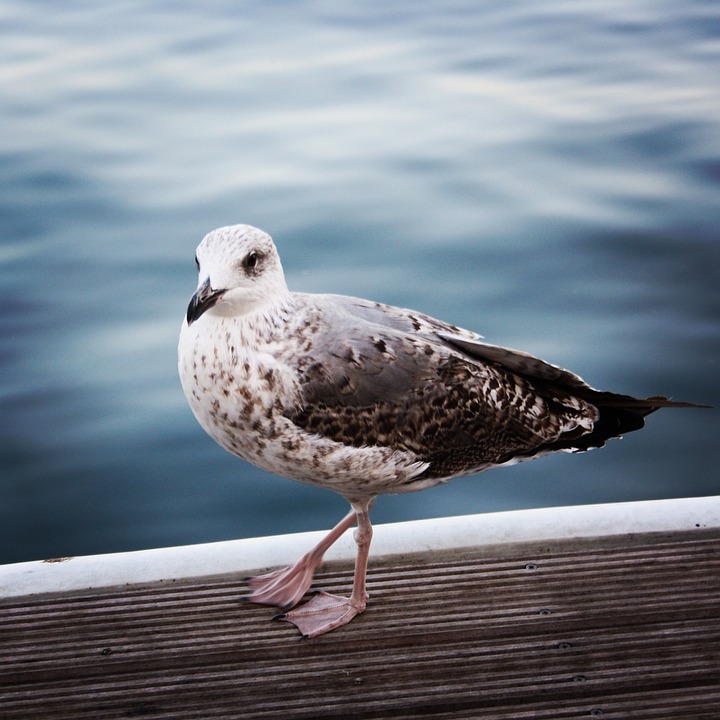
186, 278, 226, 325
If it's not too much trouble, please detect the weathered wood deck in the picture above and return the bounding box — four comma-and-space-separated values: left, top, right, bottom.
2, 500, 719, 719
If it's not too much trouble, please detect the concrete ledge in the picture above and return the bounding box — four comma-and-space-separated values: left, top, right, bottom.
2, 495, 718, 599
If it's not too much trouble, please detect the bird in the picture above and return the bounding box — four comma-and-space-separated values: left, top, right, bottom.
178, 223, 702, 638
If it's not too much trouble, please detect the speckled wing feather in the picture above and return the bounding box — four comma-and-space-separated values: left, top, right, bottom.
438, 333, 594, 390
285, 295, 605, 481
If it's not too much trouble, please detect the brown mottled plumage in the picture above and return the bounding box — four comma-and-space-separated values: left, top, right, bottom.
178, 224, 702, 638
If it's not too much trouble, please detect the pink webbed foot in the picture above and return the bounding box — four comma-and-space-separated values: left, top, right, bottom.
242, 555, 319, 610
240, 507, 373, 638
275, 508, 374, 638
274, 591, 367, 639
241, 509, 359, 611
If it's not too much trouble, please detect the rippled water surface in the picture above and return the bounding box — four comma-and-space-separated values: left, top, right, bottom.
1, 1, 719, 564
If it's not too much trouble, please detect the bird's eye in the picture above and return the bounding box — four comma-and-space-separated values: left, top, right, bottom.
244, 251, 259, 272
195, 254, 200, 271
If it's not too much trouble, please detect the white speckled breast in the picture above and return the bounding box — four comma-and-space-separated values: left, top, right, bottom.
178, 298, 429, 504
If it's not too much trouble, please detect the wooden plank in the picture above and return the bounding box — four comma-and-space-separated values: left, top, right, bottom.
1, 530, 719, 719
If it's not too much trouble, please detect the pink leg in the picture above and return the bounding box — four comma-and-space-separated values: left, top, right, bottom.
275, 507, 373, 638
242, 509, 357, 610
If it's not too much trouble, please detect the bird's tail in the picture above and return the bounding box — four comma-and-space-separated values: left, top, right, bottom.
553, 392, 709, 453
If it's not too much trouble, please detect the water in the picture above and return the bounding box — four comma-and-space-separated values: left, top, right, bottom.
1, 0, 719, 565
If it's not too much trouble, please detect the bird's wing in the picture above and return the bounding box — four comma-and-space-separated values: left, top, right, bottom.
437, 333, 595, 390
287, 294, 450, 409
437, 332, 705, 410
284, 295, 599, 474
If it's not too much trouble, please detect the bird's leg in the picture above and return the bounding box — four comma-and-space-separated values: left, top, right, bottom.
242, 509, 357, 610
275, 506, 373, 638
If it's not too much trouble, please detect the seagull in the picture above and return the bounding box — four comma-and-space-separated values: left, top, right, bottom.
178, 224, 702, 638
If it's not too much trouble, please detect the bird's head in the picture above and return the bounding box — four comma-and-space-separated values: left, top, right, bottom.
185, 225, 289, 325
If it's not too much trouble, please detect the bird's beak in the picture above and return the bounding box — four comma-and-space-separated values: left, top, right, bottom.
186, 278, 226, 325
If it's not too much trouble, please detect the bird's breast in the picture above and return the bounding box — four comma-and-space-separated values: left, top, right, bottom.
179, 317, 301, 457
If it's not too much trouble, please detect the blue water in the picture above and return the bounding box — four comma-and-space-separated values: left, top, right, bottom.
1, 1, 719, 565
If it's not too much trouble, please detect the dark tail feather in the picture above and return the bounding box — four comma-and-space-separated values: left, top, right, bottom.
551, 393, 710, 454
584, 393, 710, 412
